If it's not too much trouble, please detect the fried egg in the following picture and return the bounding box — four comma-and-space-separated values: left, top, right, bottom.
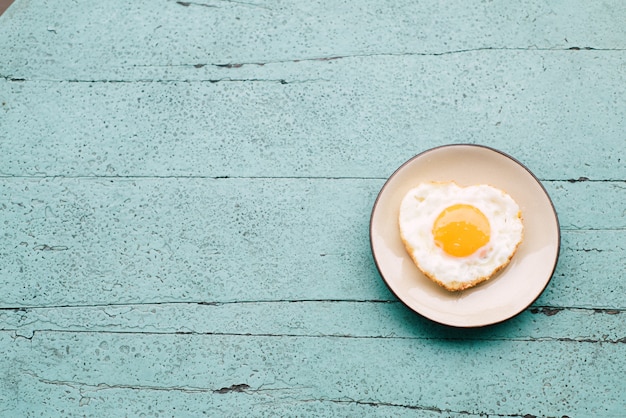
399, 182, 523, 291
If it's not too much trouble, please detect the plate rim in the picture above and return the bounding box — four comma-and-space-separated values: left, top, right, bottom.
369, 143, 561, 328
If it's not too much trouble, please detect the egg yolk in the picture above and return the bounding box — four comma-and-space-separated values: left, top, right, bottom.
433, 204, 491, 257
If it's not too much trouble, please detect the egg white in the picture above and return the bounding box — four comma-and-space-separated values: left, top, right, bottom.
399, 182, 524, 291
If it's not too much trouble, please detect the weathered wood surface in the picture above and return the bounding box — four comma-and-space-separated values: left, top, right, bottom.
1, 0, 625, 416
0, 179, 623, 308
2, 53, 625, 180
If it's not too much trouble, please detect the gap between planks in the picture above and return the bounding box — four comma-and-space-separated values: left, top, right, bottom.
0, 299, 624, 313
0, 175, 624, 182
4, 329, 626, 345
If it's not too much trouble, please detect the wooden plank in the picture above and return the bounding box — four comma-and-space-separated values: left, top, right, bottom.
1, 0, 625, 80
4, 378, 455, 418
2, 331, 625, 416
2, 51, 625, 180
0, 177, 386, 306
1, 301, 624, 343
0, 178, 623, 308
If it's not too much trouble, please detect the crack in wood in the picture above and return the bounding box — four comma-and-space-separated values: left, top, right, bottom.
307, 397, 542, 417
215, 383, 250, 393
22, 371, 302, 398
175, 0, 270, 9
0, 299, 398, 311
1, 300, 622, 312
176, 1, 217, 7
22, 371, 262, 395
32, 244, 69, 251
195, 46, 626, 69
4, 329, 625, 344
529, 307, 563, 316
5, 48, 626, 84
0, 74, 25, 82
1, 78, 311, 84
567, 176, 590, 182
0, 174, 624, 183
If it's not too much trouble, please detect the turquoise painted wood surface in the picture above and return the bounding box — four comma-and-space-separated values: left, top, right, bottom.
1, 0, 625, 416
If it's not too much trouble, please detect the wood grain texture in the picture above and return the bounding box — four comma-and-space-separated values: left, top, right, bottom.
1, 0, 626, 79
2, 331, 625, 417
0, 178, 624, 308
2, 51, 625, 180
1, 0, 625, 416
2, 301, 625, 343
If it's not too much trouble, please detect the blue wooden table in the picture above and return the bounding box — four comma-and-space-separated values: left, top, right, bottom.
1, 1, 625, 416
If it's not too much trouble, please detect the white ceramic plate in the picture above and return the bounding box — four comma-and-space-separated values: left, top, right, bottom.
370, 144, 560, 327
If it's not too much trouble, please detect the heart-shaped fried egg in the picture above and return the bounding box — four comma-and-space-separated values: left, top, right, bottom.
399, 182, 523, 291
